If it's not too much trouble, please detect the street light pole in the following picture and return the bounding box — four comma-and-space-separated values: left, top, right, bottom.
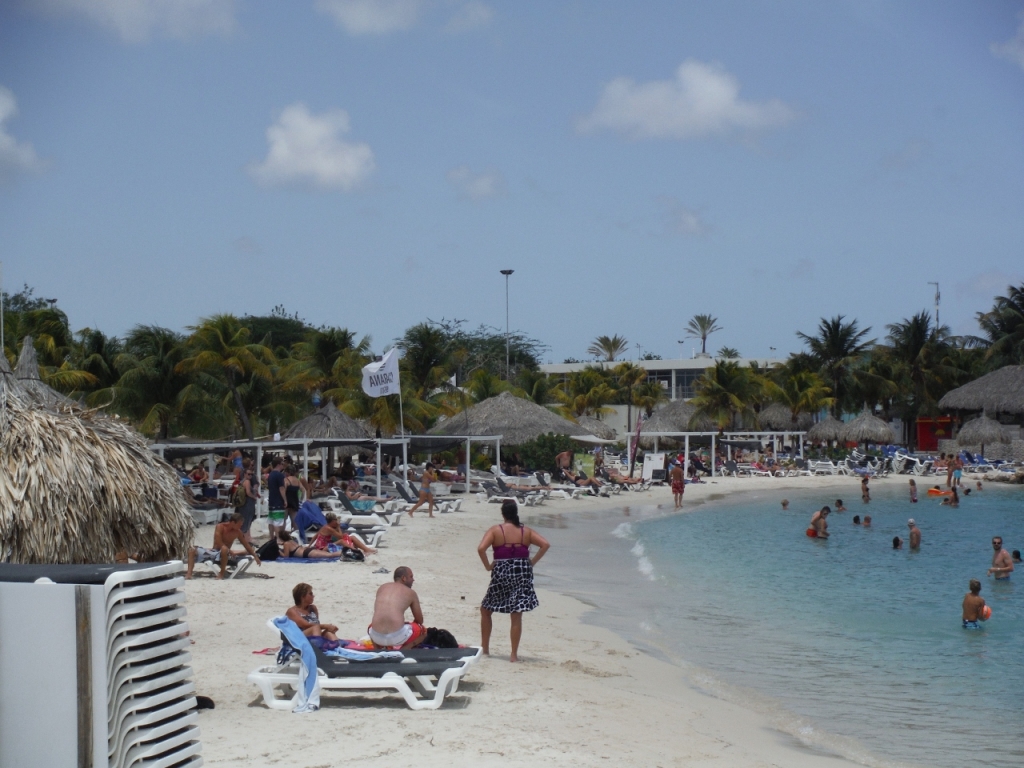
500, 269, 514, 379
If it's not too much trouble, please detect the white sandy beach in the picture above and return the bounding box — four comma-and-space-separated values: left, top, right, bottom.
186, 474, 871, 768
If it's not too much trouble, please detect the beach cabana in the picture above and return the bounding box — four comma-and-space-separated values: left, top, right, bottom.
956, 414, 1009, 457
572, 413, 617, 441
938, 365, 1024, 415
639, 400, 714, 447
758, 402, 812, 431
429, 391, 593, 445
0, 370, 194, 564
14, 335, 76, 411
283, 402, 371, 473
839, 410, 895, 447
806, 415, 845, 444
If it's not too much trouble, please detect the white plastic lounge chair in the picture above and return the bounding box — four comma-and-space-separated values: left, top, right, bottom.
199, 553, 253, 579
248, 621, 481, 711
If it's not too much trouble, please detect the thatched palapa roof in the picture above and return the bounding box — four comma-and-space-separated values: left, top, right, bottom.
758, 402, 813, 431
15, 336, 76, 411
806, 415, 845, 443
428, 391, 592, 446
0, 366, 194, 564
572, 414, 617, 440
283, 403, 370, 440
840, 410, 895, 445
938, 365, 1024, 415
637, 400, 715, 447
956, 414, 1009, 447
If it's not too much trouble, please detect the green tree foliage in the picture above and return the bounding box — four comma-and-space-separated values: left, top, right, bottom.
553, 366, 617, 417
765, 367, 834, 428
974, 282, 1024, 366
587, 334, 629, 362
515, 433, 580, 473
716, 346, 740, 359
685, 314, 722, 355
691, 360, 759, 431
796, 315, 874, 417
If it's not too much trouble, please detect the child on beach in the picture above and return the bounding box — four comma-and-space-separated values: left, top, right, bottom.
909, 478, 917, 503
670, 464, 684, 510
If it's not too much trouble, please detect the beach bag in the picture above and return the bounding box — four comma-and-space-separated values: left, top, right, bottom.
340, 547, 364, 562
423, 627, 459, 648
232, 484, 247, 508
255, 539, 280, 562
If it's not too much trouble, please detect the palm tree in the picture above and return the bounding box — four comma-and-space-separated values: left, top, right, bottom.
974, 282, 1024, 366
397, 323, 453, 396
588, 334, 629, 362
685, 314, 722, 355
716, 346, 740, 359
176, 315, 275, 439
516, 368, 552, 405
285, 326, 371, 405
690, 360, 757, 432
796, 316, 874, 417
766, 370, 834, 428
633, 379, 668, 417
612, 361, 647, 431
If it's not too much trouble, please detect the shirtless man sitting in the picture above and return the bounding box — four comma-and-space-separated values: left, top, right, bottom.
988, 536, 1014, 580
367, 566, 427, 649
961, 579, 987, 629
186, 512, 261, 579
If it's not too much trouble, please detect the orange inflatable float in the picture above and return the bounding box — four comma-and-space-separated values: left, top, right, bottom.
927, 488, 952, 496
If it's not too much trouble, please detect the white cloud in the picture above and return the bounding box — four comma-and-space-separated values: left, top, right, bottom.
577, 59, 795, 140
38, 0, 236, 43
446, 165, 505, 200
445, 1, 493, 33
991, 12, 1024, 70
314, 0, 420, 35
661, 198, 708, 236
248, 104, 375, 191
0, 87, 43, 176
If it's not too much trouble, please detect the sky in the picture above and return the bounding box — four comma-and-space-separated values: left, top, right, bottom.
1, 0, 1022, 364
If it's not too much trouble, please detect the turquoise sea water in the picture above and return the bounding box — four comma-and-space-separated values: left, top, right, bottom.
535, 484, 1024, 768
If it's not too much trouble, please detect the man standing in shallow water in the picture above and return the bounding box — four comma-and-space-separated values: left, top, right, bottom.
988, 537, 1014, 580
908, 519, 921, 550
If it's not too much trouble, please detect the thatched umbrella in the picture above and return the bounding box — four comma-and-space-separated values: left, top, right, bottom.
956, 414, 1009, 456
758, 402, 813, 431
0, 375, 194, 564
840, 410, 895, 446
938, 365, 1024, 415
15, 336, 76, 411
284, 403, 370, 440
572, 414, 617, 440
638, 399, 715, 447
428, 391, 593, 445
806, 415, 845, 444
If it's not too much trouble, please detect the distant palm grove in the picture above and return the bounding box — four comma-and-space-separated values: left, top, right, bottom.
3, 283, 1023, 450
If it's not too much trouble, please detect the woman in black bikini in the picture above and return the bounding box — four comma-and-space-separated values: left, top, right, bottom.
275, 529, 336, 559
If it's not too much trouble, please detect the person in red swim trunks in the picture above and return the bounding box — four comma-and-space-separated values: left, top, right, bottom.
670, 463, 685, 510
807, 506, 831, 538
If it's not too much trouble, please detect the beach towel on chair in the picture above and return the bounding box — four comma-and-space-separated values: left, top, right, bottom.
295, 501, 328, 543
272, 617, 320, 713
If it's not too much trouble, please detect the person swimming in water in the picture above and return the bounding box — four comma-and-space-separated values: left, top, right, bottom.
940, 487, 959, 507
863, 515, 872, 527
909, 478, 918, 503
908, 519, 921, 550
835, 499, 847, 512
962, 579, 987, 629
807, 506, 830, 538
861, 477, 870, 503
781, 499, 789, 511
1013, 550, 1022, 564
892, 536, 903, 549
989, 537, 1014, 580
853, 515, 861, 525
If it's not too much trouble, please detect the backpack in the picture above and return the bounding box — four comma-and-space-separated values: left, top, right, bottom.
255, 538, 280, 562
340, 547, 364, 562
232, 483, 247, 508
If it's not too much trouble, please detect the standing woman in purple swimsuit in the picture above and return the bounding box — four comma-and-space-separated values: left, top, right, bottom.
477, 500, 551, 662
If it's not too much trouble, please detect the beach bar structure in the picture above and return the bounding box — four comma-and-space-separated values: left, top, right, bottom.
627, 431, 807, 477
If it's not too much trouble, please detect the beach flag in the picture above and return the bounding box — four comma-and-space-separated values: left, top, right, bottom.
361, 349, 400, 398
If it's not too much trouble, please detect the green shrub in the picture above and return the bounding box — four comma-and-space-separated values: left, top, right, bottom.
516, 433, 579, 472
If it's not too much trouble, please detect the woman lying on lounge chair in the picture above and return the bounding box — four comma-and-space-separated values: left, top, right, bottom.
286, 582, 340, 649
276, 530, 337, 559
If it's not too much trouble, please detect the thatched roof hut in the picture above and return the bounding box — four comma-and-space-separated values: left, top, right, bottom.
0, 372, 194, 564
637, 399, 715, 447
428, 391, 592, 445
15, 336, 76, 411
283, 403, 370, 440
840, 410, 895, 445
956, 414, 1009, 451
758, 402, 813, 431
938, 365, 1024, 415
806, 415, 845, 443
572, 414, 617, 440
